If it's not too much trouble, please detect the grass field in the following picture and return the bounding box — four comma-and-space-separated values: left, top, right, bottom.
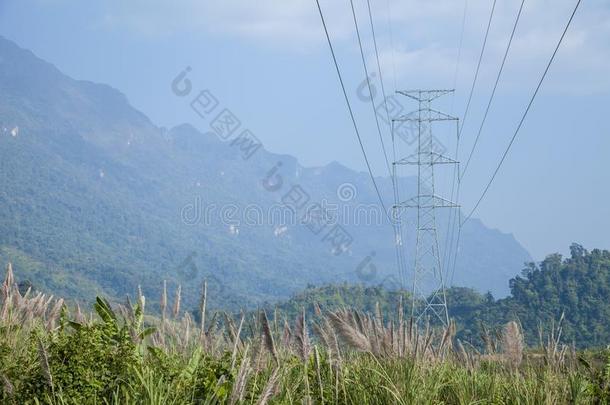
1, 263, 609, 404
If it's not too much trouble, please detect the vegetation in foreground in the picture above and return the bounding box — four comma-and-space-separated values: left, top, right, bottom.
1, 264, 610, 404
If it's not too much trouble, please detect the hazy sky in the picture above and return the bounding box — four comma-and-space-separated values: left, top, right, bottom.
1, 0, 609, 259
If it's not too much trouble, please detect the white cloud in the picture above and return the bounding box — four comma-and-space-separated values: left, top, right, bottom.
377, 0, 610, 94
94, 0, 610, 93
97, 0, 353, 46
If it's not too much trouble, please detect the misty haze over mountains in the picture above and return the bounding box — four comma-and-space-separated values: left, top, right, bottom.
0, 36, 530, 309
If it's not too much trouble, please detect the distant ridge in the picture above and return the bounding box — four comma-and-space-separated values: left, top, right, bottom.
0, 36, 531, 309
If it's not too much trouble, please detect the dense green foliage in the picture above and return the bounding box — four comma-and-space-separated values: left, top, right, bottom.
505, 244, 610, 347
265, 245, 610, 349
18, 310, 141, 401
2, 290, 610, 403
0, 296, 235, 404
472, 244, 610, 348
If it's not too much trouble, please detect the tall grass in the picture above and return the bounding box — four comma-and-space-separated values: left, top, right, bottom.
0, 263, 608, 404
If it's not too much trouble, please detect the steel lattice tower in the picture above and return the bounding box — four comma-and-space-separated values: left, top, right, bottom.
392, 90, 459, 326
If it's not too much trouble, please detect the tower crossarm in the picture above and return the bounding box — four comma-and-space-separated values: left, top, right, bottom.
394, 195, 459, 209
394, 108, 458, 122
396, 89, 454, 102
395, 152, 459, 165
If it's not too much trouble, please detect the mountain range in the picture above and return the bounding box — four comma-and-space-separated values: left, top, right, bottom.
0, 36, 531, 310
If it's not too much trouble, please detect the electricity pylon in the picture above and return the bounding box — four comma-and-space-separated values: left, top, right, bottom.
392, 90, 459, 326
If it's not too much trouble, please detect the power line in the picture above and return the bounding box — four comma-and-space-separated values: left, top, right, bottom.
449, 201, 463, 286
443, 0, 468, 283
443, 123, 461, 286
445, 0, 495, 279
461, 0, 526, 180
315, 0, 392, 223
391, 121, 408, 288
366, 0, 392, 136
447, 129, 462, 286
349, 0, 393, 178
459, 0, 497, 136
385, 0, 398, 92
366, 0, 408, 288
462, 0, 582, 225
450, 0, 469, 113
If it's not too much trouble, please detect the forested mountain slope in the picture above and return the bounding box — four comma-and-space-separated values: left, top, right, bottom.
0, 36, 531, 308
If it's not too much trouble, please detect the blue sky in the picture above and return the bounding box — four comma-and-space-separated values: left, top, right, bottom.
1, 0, 609, 259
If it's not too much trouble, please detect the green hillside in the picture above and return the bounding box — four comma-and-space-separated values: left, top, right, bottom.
264, 244, 610, 348
0, 36, 532, 310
